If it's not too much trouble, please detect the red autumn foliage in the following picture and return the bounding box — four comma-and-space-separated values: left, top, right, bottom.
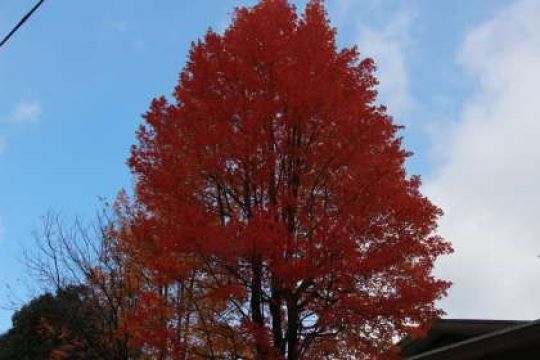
118, 1, 452, 359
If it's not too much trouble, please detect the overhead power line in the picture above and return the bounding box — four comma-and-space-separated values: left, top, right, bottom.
0, 0, 46, 50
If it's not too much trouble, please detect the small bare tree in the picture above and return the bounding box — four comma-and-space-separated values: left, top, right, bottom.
23, 210, 140, 360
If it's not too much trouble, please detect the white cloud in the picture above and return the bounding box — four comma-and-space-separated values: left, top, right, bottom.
425, 0, 540, 320
356, 11, 414, 116
333, 0, 353, 17
5, 100, 41, 124
105, 19, 129, 33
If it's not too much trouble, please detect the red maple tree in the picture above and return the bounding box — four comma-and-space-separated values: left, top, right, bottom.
119, 1, 452, 359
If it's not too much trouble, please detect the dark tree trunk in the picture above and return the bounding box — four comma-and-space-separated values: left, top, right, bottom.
251, 257, 266, 359
286, 293, 300, 360
270, 280, 285, 356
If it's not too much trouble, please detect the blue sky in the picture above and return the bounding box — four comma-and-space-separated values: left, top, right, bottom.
2, 0, 539, 331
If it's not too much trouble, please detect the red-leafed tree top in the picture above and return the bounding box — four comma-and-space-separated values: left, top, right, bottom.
121, 1, 452, 359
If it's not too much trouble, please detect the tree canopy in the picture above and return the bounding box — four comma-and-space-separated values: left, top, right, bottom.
114, 1, 451, 359
0, 286, 107, 360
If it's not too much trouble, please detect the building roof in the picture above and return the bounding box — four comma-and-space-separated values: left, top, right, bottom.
400, 319, 540, 359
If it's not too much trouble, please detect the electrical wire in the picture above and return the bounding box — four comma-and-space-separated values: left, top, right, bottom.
0, 0, 46, 50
